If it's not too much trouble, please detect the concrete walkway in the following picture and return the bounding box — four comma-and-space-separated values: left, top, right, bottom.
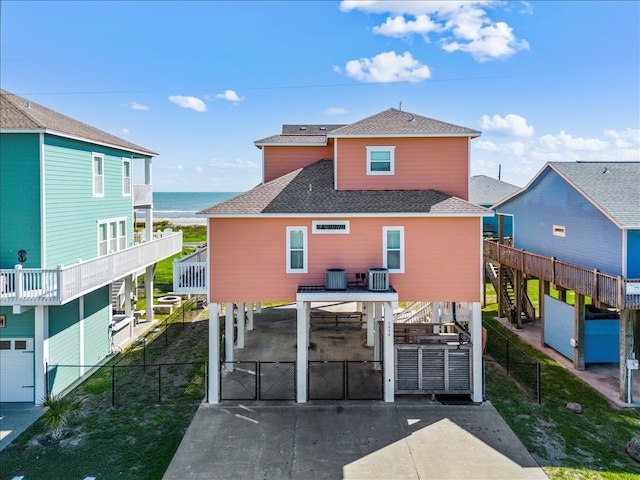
163, 401, 548, 480
0, 403, 44, 452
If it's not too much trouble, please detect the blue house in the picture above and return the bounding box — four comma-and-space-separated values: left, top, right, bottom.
491, 161, 639, 401
469, 175, 519, 237
0, 90, 183, 403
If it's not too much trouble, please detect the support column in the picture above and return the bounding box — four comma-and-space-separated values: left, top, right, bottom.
539, 280, 549, 347
34, 306, 48, 402
620, 309, 637, 403
237, 302, 245, 349
296, 301, 309, 403
247, 303, 254, 331
383, 302, 395, 402
498, 267, 506, 318
366, 301, 374, 347
79, 297, 85, 376
225, 303, 234, 371
514, 269, 523, 330
573, 293, 585, 370
145, 265, 154, 323
124, 275, 134, 317
208, 303, 221, 404
471, 302, 483, 402
256, 303, 262, 314
374, 303, 382, 362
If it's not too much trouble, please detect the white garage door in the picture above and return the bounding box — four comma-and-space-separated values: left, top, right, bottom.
0, 338, 34, 402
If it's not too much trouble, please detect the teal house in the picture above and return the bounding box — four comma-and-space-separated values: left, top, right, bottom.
469, 175, 519, 237
0, 90, 182, 403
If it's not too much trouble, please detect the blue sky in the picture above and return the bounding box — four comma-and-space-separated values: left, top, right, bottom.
2, 1, 638, 191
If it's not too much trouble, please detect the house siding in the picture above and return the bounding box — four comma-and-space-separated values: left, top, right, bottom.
0, 307, 35, 338
627, 229, 640, 278
335, 137, 469, 199
501, 171, 622, 276
48, 299, 81, 395
43, 135, 134, 267
208, 216, 481, 303
83, 286, 111, 365
543, 295, 574, 361
0, 133, 42, 269
263, 144, 334, 183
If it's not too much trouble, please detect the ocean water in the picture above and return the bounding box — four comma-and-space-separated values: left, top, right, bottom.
140, 191, 241, 220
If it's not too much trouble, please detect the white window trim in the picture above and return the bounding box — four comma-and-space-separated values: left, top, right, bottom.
97, 217, 127, 256
286, 226, 308, 273
553, 225, 566, 237
93, 153, 104, 197
312, 220, 350, 234
383, 226, 404, 273
122, 158, 132, 197
366, 146, 395, 175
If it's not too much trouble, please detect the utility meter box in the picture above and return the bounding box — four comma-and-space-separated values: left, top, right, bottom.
627, 359, 639, 370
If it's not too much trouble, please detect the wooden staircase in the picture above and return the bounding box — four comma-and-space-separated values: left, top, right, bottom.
485, 262, 536, 322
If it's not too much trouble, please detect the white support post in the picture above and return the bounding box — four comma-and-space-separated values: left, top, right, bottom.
374, 303, 382, 364
237, 302, 245, 348
366, 302, 375, 347
296, 301, 309, 403
145, 265, 154, 323
383, 302, 395, 402
124, 275, 134, 317
34, 306, 48, 403
471, 302, 483, 402
79, 297, 85, 376
208, 303, 220, 404
225, 303, 234, 371
256, 303, 262, 314
247, 303, 254, 331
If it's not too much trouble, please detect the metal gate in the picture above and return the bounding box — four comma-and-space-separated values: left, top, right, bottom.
308, 360, 383, 400
220, 361, 296, 401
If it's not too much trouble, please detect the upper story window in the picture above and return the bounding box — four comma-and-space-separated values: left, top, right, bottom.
98, 218, 127, 256
383, 226, 404, 273
93, 154, 104, 197
366, 146, 395, 175
122, 159, 132, 196
286, 226, 307, 273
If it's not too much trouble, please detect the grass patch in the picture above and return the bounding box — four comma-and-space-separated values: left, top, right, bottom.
483, 290, 640, 479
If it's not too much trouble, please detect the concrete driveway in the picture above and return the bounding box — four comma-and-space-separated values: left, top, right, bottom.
163, 400, 547, 480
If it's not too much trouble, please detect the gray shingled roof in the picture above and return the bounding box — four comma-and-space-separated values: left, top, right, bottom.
329, 108, 481, 137
550, 162, 640, 227
469, 175, 520, 206
0, 89, 158, 156
199, 160, 488, 216
254, 124, 345, 145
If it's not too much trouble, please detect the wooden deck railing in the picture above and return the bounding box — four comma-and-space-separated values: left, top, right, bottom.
484, 239, 640, 310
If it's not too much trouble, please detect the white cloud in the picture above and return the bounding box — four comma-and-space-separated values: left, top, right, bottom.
195, 166, 204, 174
325, 107, 347, 115
340, 1, 529, 62
538, 131, 609, 152
120, 128, 131, 136
345, 51, 431, 83
130, 102, 150, 111
168, 95, 207, 112
475, 140, 499, 152
480, 113, 534, 137
216, 90, 243, 102
208, 157, 260, 171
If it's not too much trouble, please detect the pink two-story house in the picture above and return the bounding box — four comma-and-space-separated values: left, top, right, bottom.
195, 108, 488, 403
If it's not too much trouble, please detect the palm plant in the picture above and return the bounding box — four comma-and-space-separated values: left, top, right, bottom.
39, 394, 85, 439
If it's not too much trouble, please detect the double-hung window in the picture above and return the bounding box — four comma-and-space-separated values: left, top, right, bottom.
93, 154, 104, 197
98, 219, 127, 256
122, 159, 132, 196
383, 226, 404, 273
286, 226, 307, 273
366, 146, 395, 175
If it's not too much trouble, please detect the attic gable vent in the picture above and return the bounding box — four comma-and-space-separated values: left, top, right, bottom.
313, 221, 350, 234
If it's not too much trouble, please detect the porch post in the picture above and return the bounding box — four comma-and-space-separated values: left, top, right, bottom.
145, 265, 154, 323
383, 302, 395, 402
237, 302, 245, 349
573, 293, 585, 370
34, 306, 48, 403
539, 280, 549, 347
247, 303, 254, 331
208, 303, 220, 404
296, 301, 309, 403
366, 301, 374, 347
620, 309, 637, 403
373, 303, 382, 363
471, 302, 483, 402
225, 303, 234, 371
256, 303, 262, 314
124, 275, 134, 317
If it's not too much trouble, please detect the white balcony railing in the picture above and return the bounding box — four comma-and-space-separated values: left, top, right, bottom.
133, 184, 153, 207
173, 247, 208, 295
0, 231, 182, 307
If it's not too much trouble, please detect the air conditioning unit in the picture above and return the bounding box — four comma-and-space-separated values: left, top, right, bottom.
368, 268, 389, 291
326, 269, 347, 290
